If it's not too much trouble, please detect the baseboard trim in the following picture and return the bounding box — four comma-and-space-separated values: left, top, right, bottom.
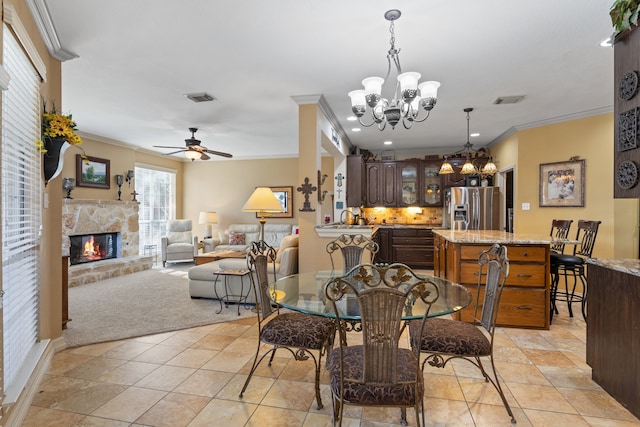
3, 340, 55, 427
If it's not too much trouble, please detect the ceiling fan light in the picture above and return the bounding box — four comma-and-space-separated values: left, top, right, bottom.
184, 150, 202, 161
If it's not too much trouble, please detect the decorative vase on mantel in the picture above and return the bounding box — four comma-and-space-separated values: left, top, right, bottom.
43, 136, 71, 187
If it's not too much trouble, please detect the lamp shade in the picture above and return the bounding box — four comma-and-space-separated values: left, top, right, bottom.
242, 187, 284, 213
199, 211, 218, 224
184, 150, 202, 160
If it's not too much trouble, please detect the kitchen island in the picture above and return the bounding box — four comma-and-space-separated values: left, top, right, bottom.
585, 258, 640, 419
433, 229, 554, 330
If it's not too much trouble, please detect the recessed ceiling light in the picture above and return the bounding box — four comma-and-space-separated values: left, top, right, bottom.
470, 133, 480, 137
600, 36, 613, 47
384, 140, 393, 145
352, 128, 361, 132
347, 116, 358, 121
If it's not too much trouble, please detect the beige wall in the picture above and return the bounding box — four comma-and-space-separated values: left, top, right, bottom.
492, 113, 638, 259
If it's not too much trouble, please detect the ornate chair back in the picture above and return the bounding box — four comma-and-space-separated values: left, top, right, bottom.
473, 243, 510, 333
549, 219, 573, 253
246, 241, 277, 321
326, 234, 379, 273
572, 220, 601, 258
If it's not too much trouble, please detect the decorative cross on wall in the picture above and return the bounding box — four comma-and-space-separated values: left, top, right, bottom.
297, 177, 317, 212
131, 190, 139, 202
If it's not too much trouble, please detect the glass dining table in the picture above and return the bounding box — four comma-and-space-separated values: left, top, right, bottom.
269, 270, 473, 321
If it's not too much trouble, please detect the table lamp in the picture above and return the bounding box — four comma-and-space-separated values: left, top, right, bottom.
242, 187, 284, 245
198, 211, 218, 238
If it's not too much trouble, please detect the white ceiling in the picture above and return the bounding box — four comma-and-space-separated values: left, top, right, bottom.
39, 0, 615, 161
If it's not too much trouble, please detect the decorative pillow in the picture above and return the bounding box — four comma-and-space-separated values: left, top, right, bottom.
229, 231, 246, 246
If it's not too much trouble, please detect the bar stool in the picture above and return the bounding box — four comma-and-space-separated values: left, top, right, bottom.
548, 219, 573, 319
550, 220, 601, 322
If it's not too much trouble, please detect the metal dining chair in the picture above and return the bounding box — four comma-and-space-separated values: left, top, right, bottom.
239, 242, 335, 409
324, 263, 439, 426
408, 243, 516, 424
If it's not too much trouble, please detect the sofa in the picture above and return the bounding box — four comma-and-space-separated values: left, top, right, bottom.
203, 223, 296, 252
189, 226, 298, 301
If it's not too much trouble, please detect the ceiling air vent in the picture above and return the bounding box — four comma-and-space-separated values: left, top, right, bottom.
493, 95, 525, 105
185, 92, 216, 103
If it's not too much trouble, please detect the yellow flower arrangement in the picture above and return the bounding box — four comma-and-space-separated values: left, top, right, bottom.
36, 103, 84, 154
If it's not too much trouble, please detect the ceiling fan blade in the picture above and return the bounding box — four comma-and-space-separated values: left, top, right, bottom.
199, 152, 210, 161
163, 149, 187, 156
153, 145, 187, 149
203, 148, 233, 158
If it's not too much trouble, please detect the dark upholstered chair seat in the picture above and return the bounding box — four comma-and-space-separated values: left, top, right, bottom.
327, 345, 423, 406
261, 312, 334, 350
409, 317, 491, 356
550, 252, 585, 266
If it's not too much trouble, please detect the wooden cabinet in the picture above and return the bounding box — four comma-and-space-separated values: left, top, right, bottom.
391, 228, 434, 269
374, 227, 434, 268
366, 162, 397, 206
373, 228, 392, 264
422, 161, 442, 206
437, 239, 550, 329
586, 263, 640, 419
346, 155, 365, 207
398, 162, 419, 206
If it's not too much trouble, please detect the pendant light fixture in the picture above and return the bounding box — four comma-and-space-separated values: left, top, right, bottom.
439, 107, 498, 176
348, 9, 440, 130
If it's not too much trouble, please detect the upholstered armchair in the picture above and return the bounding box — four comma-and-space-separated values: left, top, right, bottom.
161, 219, 198, 267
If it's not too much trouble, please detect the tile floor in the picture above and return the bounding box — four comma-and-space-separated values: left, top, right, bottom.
25, 303, 640, 426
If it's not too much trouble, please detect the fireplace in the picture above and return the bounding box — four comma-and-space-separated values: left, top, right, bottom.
69, 232, 121, 265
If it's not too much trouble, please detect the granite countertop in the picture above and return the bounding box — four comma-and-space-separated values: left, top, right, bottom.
586, 258, 640, 276
433, 229, 556, 244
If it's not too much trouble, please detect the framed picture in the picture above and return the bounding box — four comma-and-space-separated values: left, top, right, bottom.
76, 155, 110, 189
539, 159, 585, 207
258, 186, 293, 218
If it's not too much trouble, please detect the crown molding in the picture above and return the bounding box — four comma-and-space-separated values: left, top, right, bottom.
26, 0, 78, 62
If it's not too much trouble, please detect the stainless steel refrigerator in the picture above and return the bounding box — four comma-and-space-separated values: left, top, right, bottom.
443, 187, 500, 230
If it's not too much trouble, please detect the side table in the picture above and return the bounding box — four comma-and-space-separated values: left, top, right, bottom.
214, 268, 252, 315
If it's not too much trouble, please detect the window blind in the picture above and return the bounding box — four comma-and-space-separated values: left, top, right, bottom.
1, 24, 42, 395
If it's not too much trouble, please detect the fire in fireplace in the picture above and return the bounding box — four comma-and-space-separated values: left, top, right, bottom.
69, 232, 120, 265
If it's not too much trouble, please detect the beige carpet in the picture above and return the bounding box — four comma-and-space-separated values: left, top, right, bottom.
63, 263, 253, 348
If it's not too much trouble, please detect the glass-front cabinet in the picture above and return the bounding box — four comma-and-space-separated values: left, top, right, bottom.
398, 162, 419, 206
422, 162, 441, 206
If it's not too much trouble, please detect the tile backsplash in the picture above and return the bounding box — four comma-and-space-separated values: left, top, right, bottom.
360, 207, 443, 226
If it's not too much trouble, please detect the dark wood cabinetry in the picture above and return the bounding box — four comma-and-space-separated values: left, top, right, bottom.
586, 262, 640, 419
391, 228, 434, 269
441, 157, 468, 188
346, 155, 365, 207
373, 227, 434, 269
366, 162, 397, 206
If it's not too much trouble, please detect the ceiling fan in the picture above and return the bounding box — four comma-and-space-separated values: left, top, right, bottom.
153, 127, 233, 161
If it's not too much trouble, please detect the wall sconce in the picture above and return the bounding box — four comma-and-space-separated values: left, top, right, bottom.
317, 171, 329, 202
62, 177, 75, 199
115, 175, 124, 200
320, 190, 333, 202
126, 170, 134, 187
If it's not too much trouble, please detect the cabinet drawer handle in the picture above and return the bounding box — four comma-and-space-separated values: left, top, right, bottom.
516, 305, 532, 310
522, 252, 528, 256
516, 274, 532, 278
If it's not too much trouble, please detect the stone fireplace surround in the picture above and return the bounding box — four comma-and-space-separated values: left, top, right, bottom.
62, 199, 153, 287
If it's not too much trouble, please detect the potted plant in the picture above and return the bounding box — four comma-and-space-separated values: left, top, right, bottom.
610, 0, 640, 33
36, 102, 86, 186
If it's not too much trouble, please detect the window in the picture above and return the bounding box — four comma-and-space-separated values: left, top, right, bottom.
1, 24, 42, 399
135, 166, 176, 254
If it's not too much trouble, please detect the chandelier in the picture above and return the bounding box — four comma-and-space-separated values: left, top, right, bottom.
348, 9, 440, 131
440, 108, 498, 175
